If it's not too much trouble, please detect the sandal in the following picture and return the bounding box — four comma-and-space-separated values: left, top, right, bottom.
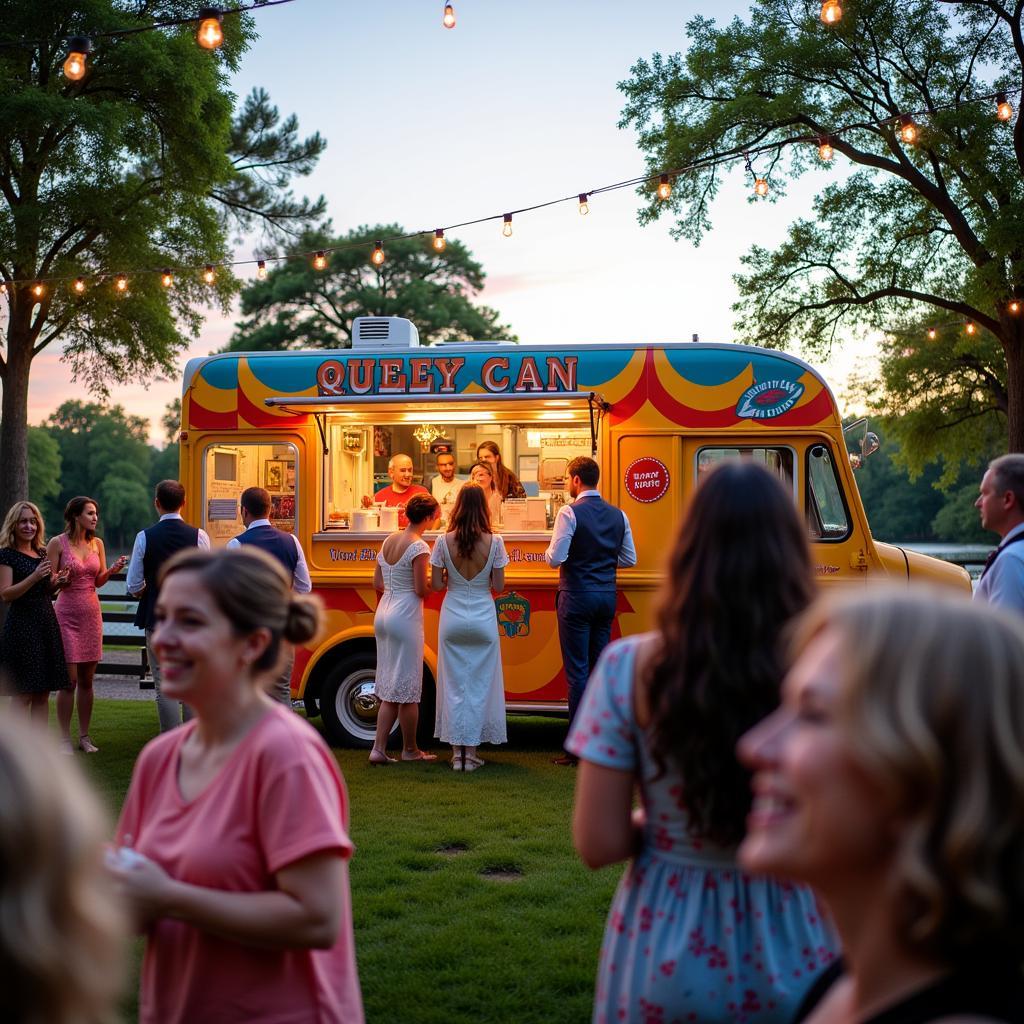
78, 735, 99, 754
368, 748, 397, 766
401, 750, 438, 762
59, 737, 75, 756
463, 754, 485, 773
450, 747, 464, 771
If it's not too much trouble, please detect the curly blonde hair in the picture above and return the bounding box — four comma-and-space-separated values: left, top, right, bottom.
1, 501, 47, 554
792, 588, 1024, 960
0, 718, 127, 1023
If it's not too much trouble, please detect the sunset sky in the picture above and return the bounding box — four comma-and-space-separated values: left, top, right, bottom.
27, 0, 876, 442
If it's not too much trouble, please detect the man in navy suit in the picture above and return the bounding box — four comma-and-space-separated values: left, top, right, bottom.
545, 456, 637, 765
227, 487, 312, 705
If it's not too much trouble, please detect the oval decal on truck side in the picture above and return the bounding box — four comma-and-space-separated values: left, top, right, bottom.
735, 378, 805, 419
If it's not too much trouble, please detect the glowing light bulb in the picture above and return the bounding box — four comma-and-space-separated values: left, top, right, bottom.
63, 37, 91, 81
196, 8, 224, 50
996, 92, 1013, 122
313, 250, 327, 271
73, 277, 86, 294
433, 229, 446, 253
927, 327, 937, 340
32, 282, 44, 298
578, 193, 589, 216
820, 0, 842, 23
502, 214, 513, 237
161, 269, 174, 288
754, 177, 769, 197
443, 3, 456, 29
371, 241, 385, 266
818, 137, 834, 162
115, 274, 128, 292
656, 174, 671, 200
965, 321, 977, 335
899, 115, 917, 144
257, 260, 267, 280
203, 264, 216, 284
1010, 299, 1021, 315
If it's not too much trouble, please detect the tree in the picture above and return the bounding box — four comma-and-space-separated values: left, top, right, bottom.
619, 0, 1024, 451
27, 426, 62, 521
0, 3, 325, 513
227, 225, 515, 350
150, 398, 182, 486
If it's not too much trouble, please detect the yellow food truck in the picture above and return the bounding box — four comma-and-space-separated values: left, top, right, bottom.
179, 316, 969, 746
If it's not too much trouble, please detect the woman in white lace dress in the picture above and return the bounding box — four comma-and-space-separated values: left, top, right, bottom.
431, 484, 509, 772
371, 493, 440, 765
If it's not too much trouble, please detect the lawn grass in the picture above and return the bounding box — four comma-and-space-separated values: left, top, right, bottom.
77, 701, 618, 1024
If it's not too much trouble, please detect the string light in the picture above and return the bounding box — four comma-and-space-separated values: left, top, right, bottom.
1010, 298, 1021, 315
996, 92, 1014, 121
257, 259, 268, 279
73, 277, 86, 294
966, 321, 977, 335
63, 36, 91, 80
927, 327, 937, 339
817, 137, 834, 162
442, 3, 456, 29
32, 282, 44, 298
502, 213, 513, 237
161, 269, 174, 288
114, 273, 128, 292
578, 193, 590, 215
899, 115, 918, 144
656, 174, 671, 200
820, 0, 842, 23
313, 250, 327, 270
203, 264, 216, 284
753, 176, 769, 196
371, 240, 385, 266
196, 7, 224, 49
433, 229, 446, 252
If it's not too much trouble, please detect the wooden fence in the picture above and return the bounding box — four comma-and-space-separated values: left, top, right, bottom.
98, 572, 151, 686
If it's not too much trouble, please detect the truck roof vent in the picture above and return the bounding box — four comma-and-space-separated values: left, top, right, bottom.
352, 316, 420, 349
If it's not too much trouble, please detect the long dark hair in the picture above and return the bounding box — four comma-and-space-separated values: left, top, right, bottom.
63, 496, 98, 543
647, 461, 815, 847
476, 441, 512, 496
447, 484, 492, 558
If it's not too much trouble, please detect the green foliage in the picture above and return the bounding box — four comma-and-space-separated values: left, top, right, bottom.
26, 426, 62, 520
619, 0, 1024, 450
932, 481, 990, 542
228, 226, 516, 350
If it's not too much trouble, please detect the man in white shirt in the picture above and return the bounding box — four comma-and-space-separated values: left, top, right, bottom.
974, 453, 1024, 616
545, 456, 637, 765
126, 480, 210, 732
227, 487, 312, 704
430, 452, 465, 510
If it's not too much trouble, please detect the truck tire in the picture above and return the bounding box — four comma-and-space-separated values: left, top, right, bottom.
320, 652, 394, 749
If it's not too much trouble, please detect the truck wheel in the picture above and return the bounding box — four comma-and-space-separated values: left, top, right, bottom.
320, 652, 394, 749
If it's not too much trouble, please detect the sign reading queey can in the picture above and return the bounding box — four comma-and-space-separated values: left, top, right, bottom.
624, 457, 670, 503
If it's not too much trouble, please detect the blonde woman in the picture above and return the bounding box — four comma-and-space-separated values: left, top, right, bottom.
0, 716, 127, 1023
110, 547, 363, 1023
740, 589, 1024, 1023
48, 496, 128, 753
469, 460, 503, 528
0, 501, 71, 721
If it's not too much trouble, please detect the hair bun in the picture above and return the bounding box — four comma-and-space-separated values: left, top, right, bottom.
283, 593, 323, 645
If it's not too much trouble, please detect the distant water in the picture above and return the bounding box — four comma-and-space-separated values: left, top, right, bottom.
894, 541, 992, 581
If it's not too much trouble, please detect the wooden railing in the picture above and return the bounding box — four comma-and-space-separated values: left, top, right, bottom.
98, 572, 152, 686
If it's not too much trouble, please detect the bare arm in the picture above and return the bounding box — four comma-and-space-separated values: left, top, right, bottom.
113, 850, 345, 949
572, 760, 638, 869
489, 565, 505, 592
431, 564, 447, 592
94, 539, 127, 588
0, 562, 53, 602
373, 562, 384, 594
412, 553, 431, 599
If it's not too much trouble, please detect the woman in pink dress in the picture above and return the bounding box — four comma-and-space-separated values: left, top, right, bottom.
47, 496, 127, 754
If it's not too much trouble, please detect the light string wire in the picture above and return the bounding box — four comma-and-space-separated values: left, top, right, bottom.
0, 0, 298, 51
0, 77, 1018, 300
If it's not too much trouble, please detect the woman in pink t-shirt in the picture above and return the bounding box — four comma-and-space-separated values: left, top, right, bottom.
109, 547, 364, 1024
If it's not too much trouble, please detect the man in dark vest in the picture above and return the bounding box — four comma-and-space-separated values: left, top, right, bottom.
545, 456, 637, 766
227, 486, 312, 704
126, 480, 209, 732
974, 453, 1024, 615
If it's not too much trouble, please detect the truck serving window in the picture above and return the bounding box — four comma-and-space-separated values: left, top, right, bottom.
202, 442, 298, 547
321, 418, 592, 533
806, 443, 850, 541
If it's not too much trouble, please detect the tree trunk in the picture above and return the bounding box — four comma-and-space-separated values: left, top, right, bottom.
0, 319, 33, 514
1004, 321, 1024, 454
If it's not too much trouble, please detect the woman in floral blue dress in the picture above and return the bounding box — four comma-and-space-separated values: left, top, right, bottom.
567, 462, 839, 1024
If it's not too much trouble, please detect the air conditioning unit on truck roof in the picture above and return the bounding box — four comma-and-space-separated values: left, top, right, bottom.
351, 316, 419, 349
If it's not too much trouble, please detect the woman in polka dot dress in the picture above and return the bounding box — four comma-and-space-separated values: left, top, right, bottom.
567, 462, 839, 1024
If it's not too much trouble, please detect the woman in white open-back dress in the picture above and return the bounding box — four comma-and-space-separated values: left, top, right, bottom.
431, 483, 509, 772
370, 493, 440, 765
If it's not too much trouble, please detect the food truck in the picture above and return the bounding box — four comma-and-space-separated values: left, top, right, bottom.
179, 316, 970, 746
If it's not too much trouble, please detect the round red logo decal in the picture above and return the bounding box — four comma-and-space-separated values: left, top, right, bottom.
624, 457, 670, 503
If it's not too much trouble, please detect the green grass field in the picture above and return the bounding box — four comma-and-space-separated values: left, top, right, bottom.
76, 701, 618, 1023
